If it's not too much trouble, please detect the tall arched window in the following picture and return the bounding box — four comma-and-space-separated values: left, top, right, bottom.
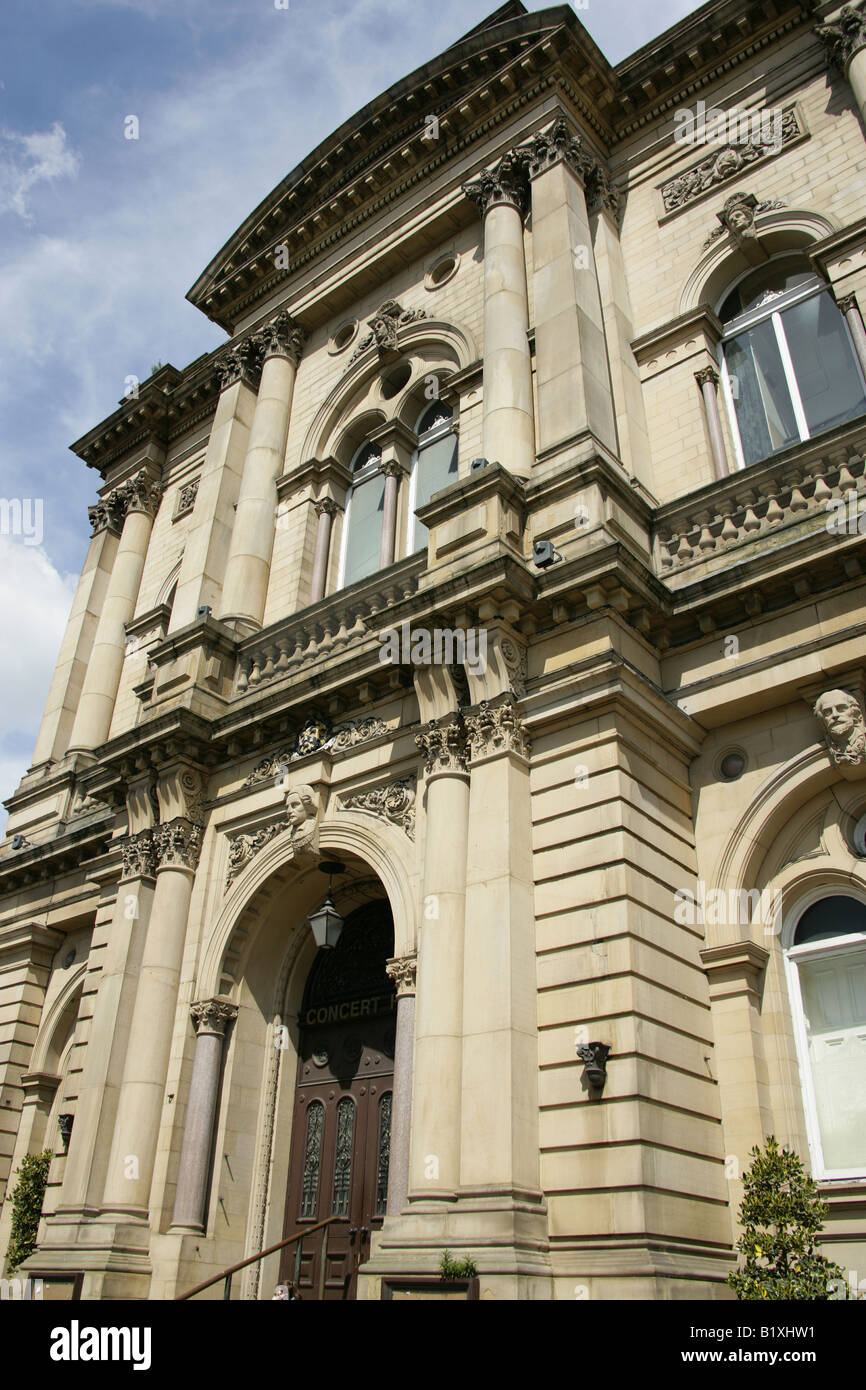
338, 441, 385, 589
718, 256, 866, 469
785, 892, 866, 1179
407, 401, 458, 553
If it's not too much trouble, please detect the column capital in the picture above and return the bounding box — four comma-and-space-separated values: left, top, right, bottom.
837, 291, 860, 316
815, 3, 866, 72
153, 816, 203, 871
415, 711, 469, 775
379, 457, 405, 480
190, 997, 238, 1036
255, 309, 306, 365
527, 118, 595, 184
463, 149, 531, 219
120, 827, 157, 881
695, 365, 720, 389
465, 693, 530, 762
314, 496, 340, 518
215, 335, 263, 390
88, 494, 124, 536
386, 954, 417, 998
114, 469, 162, 520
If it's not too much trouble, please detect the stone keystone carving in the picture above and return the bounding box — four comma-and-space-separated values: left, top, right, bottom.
463, 148, 532, 219
120, 827, 157, 879
255, 309, 306, 364
191, 998, 238, 1035
225, 784, 320, 890
704, 191, 786, 247
815, 3, 866, 70
386, 954, 417, 997
338, 777, 416, 840
813, 689, 866, 766
349, 300, 429, 362
465, 694, 530, 761
415, 713, 468, 775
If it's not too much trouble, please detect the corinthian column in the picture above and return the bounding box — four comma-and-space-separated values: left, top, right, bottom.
101, 769, 204, 1218
384, 954, 416, 1217
379, 460, 403, 568
219, 311, 305, 633
816, 3, 866, 130
310, 498, 339, 603
464, 152, 535, 478
170, 998, 237, 1233
67, 471, 161, 753
838, 292, 866, 380
409, 715, 470, 1202
460, 695, 540, 1201
695, 366, 730, 478
527, 119, 617, 456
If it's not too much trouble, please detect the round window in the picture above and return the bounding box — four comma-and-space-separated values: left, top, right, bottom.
425, 253, 460, 291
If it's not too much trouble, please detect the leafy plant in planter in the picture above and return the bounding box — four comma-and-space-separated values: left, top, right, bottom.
439, 1249, 478, 1281
728, 1136, 849, 1300
4, 1149, 52, 1274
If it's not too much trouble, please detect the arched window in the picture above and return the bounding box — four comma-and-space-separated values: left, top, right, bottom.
718, 255, 866, 469
407, 401, 458, 553
338, 441, 385, 589
785, 893, 866, 1179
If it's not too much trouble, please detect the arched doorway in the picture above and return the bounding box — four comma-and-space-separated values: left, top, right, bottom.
281, 899, 396, 1298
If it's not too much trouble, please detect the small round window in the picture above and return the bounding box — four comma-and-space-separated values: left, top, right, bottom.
329, 319, 358, 355
425, 253, 459, 291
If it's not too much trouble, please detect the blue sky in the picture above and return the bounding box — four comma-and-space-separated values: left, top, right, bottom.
0, 0, 700, 817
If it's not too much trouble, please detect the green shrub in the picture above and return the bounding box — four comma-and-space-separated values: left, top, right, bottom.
728, 1136, 849, 1300
439, 1249, 478, 1280
4, 1150, 52, 1274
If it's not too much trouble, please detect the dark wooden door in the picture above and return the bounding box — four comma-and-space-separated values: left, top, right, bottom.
281, 900, 396, 1299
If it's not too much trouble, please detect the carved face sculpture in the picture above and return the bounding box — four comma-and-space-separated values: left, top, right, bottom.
815, 690, 861, 739
726, 207, 751, 233
286, 785, 317, 829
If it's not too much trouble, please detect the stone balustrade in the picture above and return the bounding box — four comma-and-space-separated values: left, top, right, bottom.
655, 429, 866, 577
233, 555, 424, 696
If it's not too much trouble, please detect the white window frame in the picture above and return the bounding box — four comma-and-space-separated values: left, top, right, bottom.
336, 441, 384, 591
782, 885, 866, 1182
405, 402, 457, 555
718, 270, 866, 472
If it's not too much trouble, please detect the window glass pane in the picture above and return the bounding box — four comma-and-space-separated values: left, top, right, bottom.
719, 258, 814, 323
300, 1100, 324, 1219
781, 293, 866, 438
795, 896, 866, 945
798, 949, 866, 1170
724, 321, 799, 466
412, 433, 458, 551
343, 473, 385, 587
331, 1098, 355, 1217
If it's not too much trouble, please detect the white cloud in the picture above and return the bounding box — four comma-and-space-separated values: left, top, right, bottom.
0, 538, 77, 822
0, 122, 80, 220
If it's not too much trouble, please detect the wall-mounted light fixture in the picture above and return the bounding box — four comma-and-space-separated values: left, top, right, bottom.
576, 1043, 610, 1093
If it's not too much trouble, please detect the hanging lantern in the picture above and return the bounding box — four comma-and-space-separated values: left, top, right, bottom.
308, 861, 345, 949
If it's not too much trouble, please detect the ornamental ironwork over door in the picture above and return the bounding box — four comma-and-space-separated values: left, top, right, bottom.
282, 900, 396, 1299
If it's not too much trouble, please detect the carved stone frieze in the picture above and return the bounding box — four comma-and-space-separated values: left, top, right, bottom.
463, 149, 531, 219
191, 998, 238, 1036
660, 109, 801, 215
465, 695, 530, 762
815, 2, 866, 70
244, 750, 295, 788
174, 476, 200, 519
813, 689, 866, 766
153, 817, 203, 871
349, 300, 429, 362
386, 953, 417, 997
415, 713, 468, 775
330, 717, 388, 752
338, 777, 416, 839
120, 827, 157, 880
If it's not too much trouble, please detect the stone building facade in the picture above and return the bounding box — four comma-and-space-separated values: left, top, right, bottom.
2, 0, 866, 1300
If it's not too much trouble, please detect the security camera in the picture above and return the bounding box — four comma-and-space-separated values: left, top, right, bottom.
197, 605, 212, 620
532, 539, 563, 569
470, 457, 491, 472
11, 834, 29, 851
